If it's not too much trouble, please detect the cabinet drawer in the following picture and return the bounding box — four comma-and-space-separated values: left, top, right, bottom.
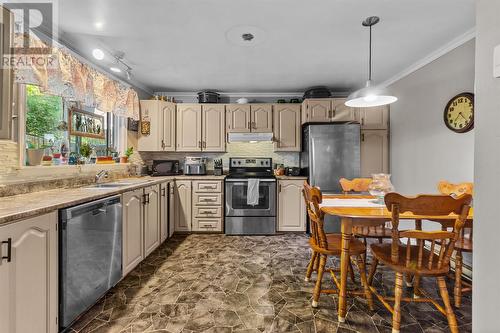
193, 218, 222, 232
193, 193, 222, 206
194, 206, 222, 218
193, 181, 222, 193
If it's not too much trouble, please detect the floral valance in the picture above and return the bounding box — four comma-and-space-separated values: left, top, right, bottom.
13, 34, 140, 120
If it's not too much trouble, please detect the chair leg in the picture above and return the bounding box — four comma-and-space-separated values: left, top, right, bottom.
368, 258, 379, 286
305, 251, 318, 282
314, 252, 320, 271
355, 255, 374, 311
437, 276, 459, 333
362, 237, 368, 262
392, 272, 404, 333
348, 259, 356, 284
405, 273, 413, 287
413, 275, 421, 299
312, 254, 327, 308
454, 250, 463, 308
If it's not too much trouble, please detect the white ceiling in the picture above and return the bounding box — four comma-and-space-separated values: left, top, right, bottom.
57, 0, 475, 93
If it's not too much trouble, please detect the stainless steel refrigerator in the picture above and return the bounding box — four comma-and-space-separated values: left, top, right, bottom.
301, 123, 361, 232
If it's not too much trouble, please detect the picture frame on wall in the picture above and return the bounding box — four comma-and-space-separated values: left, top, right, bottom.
68, 107, 105, 139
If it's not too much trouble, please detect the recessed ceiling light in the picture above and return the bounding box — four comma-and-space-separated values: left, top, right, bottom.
92, 48, 104, 60
110, 67, 121, 73
241, 33, 254, 41
94, 21, 104, 29
226, 25, 265, 47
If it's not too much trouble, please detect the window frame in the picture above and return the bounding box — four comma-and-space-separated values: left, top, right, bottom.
0, 6, 14, 139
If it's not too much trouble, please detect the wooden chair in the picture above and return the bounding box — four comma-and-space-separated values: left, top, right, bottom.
436, 181, 474, 308
369, 193, 472, 333
303, 182, 373, 309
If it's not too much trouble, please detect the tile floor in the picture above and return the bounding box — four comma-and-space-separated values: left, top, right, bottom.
68, 234, 472, 333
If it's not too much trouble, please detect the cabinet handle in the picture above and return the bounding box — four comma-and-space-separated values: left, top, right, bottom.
202, 186, 216, 189
1, 238, 12, 263
361, 118, 365, 126
161, 139, 165, 149
198, 141, 202, 148
248, 121, 251, 129
143, 193, 149, 205
161, 188, 166, 197
361, 133, 365, 142
203, 141, 206, 148
279, 184, 282, 192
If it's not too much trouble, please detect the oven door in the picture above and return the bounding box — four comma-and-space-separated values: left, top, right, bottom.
225, 179, 276, 217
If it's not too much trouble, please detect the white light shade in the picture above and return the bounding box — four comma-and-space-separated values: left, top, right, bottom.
110, 66, 122, 73
345, 80, 397, 108
92, 48, 104, 60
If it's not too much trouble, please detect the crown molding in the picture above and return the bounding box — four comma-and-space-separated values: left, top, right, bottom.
380, 27, 476, 88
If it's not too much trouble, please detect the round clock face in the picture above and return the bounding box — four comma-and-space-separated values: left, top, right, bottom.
444, 93, 474, 133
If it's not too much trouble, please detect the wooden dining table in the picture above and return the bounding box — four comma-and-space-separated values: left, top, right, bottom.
320, 194, 474, 323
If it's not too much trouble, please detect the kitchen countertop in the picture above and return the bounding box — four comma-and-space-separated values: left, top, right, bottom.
275, 175, 308, 180
0, 175, 225, 226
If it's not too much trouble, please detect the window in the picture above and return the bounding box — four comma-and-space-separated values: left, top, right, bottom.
0, 5, 14, 139
24, 84, 126, 166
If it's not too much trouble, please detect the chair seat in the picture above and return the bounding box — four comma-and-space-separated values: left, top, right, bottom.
370, 243, 450, 276
353, 225, 392, 239
310, 234, 366, 256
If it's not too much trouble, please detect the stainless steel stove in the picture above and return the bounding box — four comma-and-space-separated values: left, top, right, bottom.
225, 158, 276, 235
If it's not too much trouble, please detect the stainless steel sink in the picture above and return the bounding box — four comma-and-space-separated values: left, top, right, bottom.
84, 182, 136, 189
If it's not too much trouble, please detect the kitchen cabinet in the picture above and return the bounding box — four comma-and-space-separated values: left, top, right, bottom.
122, 188, 144, 275
301, 98, 356, 124
361, 130, 389, 177
192, 180, 223, 232
176, 104, 203, 152
0, 212, 58, 333
138, 100, 176, 151
226, 104, 251, 132
144, 185, 161, 257
277, 180, 306, 232
355, 105, 389, 129
274, 104, 301, 152
160, 182, 169, 243
174, 180, 192, 232
202, 104, 226, 151
250, 104, 273, 132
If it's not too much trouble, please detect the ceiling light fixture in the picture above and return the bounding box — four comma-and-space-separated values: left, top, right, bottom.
109, 52, 133, 79
110, 66, 121, 73
345, 16, 397, 108
92, 48, 104, 60
241, 33, 254, 41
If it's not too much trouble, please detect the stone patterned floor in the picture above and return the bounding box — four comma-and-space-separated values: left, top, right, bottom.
68, 234, 472, 333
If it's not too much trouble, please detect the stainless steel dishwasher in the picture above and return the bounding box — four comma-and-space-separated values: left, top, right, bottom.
59, 195, 122, 331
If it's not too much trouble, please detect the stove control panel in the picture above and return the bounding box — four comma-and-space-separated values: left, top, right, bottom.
229, 158, 272, 168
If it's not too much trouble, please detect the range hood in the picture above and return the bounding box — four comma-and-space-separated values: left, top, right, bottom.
227, 132, 274, 143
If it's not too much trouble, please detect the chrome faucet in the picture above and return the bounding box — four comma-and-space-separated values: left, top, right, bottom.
95, 170, 109, 183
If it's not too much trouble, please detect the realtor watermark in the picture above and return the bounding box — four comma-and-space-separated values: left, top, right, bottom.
1, 0, 58, 69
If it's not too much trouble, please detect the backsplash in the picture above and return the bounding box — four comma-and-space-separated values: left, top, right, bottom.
139, 142, 300, 170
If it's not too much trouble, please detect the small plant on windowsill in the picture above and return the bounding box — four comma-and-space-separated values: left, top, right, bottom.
120, 147, 133, 164
26, 142, 48, 166
79, 142, 92, 164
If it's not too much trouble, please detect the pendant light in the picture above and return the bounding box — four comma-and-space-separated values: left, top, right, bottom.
345, 16, 397, 108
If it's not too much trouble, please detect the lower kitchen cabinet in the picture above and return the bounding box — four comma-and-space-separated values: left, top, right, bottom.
144, 185, 161, 257
174, 180, 192, 232
0, 212, 58, 333
160, 182, 170, 243
361, 130, 389, 177
192, 180, 223, 232
122, 188, 144, 276
277, 180, 307, 232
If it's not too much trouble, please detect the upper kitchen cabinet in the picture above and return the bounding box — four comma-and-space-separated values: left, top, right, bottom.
301, 98, 356, 124
176, 104, 203, 152
202, 104, 225, 152
138, 100, 176, 152
274, 104, 301, 152
360, 129, 389, 177
0, 212, 58, 333
226, 104, 251, 133
355, 105, 389, 129
331, 98, 357, 122
250, 104, 273, 132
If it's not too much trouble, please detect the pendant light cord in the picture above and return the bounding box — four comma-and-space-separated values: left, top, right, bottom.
368, 24, 372, 82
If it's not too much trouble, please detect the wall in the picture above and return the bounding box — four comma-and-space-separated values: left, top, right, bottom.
473, 1, 500, 331
388, 39, 475, 194
139, 142, 300, 170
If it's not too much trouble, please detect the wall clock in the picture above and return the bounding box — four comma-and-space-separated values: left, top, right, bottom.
444, 92, 474, 133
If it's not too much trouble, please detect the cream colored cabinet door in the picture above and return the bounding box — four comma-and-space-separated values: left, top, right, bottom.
122, 188, 144, 276
331, 98, 356, 122
278, 180, 306, 232
169, 182, 175, 238
176, 104, 202, 151
226, 104, 251, 132
202, 104, 225, 152
144, 185, 160, 256
174, 181, 192, 232
0, 212, 58, 333
159, 182, 169, 243
161, 102, 176, 151
355, 106, 389, 129
361, 130, 389, 177
250, 104, 273, 132
303, 99, 331, 123
138, 100, 162, 151
274, 104, 301, 152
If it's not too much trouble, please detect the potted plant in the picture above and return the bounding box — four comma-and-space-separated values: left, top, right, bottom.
26, 142, 45, 166
79, 142, 92, 164
120, 147, 133, 163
